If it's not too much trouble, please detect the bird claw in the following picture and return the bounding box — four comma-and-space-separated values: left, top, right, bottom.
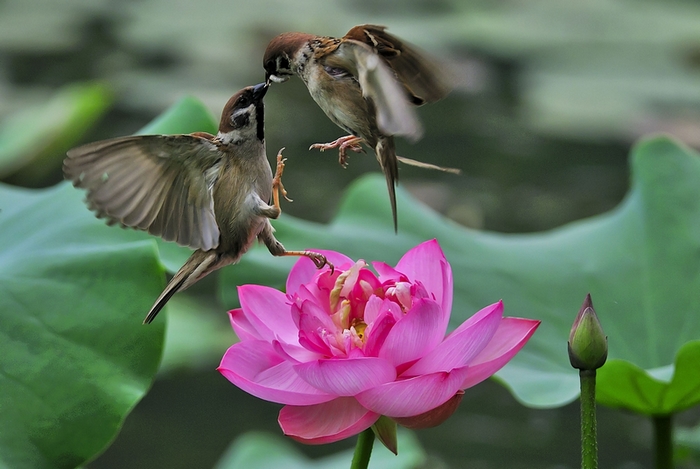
310, 252, 334, 274
273, 148, 293, 203
338, 143, 364, 168
309, 135, 364, 169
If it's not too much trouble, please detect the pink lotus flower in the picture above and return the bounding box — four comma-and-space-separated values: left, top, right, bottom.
219, 240, 539, 444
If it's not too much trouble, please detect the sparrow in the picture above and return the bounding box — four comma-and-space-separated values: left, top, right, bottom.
263, 24, 453, 231
64, 83, 331, 324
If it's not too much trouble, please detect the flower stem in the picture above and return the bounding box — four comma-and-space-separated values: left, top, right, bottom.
580, 369, 598, 469
350, 427, 375, 469
653, 414, 673, 469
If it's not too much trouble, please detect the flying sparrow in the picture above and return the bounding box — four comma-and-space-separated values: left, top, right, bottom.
263, 24, 453, 231
64, 83, 331, 324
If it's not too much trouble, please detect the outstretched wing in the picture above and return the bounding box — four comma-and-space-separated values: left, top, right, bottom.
329, 39, 423, 141
343, 24, 452, 105
64, 134, 223, 251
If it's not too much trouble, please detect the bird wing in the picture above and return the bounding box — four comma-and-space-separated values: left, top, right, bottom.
328, 39, 423, 141
64, 134, 223, 251
343, 24, 452, 105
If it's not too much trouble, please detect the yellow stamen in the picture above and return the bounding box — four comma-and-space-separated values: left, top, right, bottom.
351, 318, 368, 342
336, 299, 351, 329
329, 270, 351, 312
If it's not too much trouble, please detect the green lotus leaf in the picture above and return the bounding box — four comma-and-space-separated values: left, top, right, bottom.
0, 183, 165, 469
0, 93, 220, 468
0, 82, 112, 182
136, 95, 217, 137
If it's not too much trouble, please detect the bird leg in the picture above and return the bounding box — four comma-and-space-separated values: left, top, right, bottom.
309, 135, 364, 168
262, 151, 334, 273
272, 147, 293, 212
278, 250, 334, 272
259, 227, 335, 273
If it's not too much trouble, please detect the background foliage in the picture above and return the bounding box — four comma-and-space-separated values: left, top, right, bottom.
1, 0, 700, 468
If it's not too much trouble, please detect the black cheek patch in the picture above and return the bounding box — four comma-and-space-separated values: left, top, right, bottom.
279, 56, 290, 71
232, 113, 250, 128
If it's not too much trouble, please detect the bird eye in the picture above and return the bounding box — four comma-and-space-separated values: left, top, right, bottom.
237, 95, 251, 107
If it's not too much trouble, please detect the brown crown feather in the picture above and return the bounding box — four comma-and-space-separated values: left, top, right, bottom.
218, 88, 246, 133
263, 32, 316, 67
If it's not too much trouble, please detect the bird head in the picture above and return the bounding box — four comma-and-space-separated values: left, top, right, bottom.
218, 82, 268, 144
263, 32, 315, 84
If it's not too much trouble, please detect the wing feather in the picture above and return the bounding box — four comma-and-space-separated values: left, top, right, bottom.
64, 135, 222, 251
344, 25, 452, 105
330, 40, 423, 141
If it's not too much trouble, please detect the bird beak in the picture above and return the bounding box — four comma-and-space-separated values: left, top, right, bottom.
252, 82, 269, 100
266, 73, 289, 84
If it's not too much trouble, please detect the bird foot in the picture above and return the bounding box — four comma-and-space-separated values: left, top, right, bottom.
309, 135, 364, 168
272, 148, 292, 212
308, 252, 334, 273
283, 250, 335, 274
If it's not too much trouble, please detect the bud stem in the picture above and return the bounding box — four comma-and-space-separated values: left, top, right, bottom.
350, 427, 375, 469
580, 369, 598, 469
653, 415, 673, 469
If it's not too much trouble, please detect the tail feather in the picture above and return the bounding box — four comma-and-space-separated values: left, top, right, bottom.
396, 155, 461, 174
143, 250, 219, 324
376, 137, 399, 233
143, 275, 187, 325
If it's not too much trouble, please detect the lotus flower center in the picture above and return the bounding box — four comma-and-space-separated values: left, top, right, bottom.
351, 318, 367, 341
317, 259, 430, 354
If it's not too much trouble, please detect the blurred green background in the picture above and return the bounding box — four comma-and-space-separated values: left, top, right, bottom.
2, 0, 700, 467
